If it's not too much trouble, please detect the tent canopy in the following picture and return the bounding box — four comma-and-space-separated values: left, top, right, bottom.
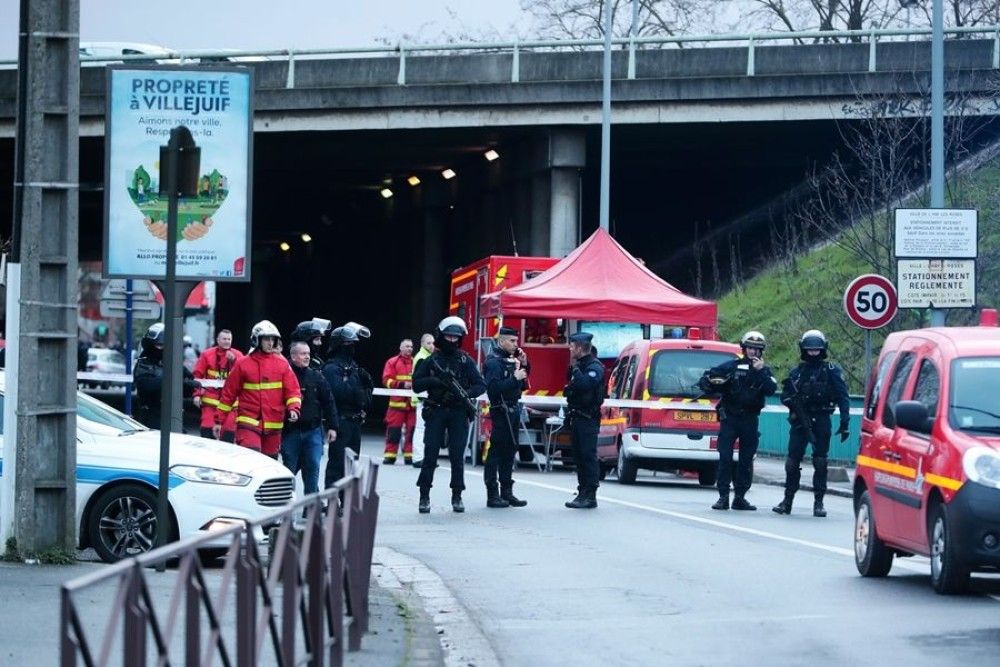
479, 228, 717, 327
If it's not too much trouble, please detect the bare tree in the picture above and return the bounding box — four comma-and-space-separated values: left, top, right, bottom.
521, 0, 714, 41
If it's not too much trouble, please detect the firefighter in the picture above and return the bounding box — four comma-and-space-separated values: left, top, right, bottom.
563, 332, 605, 510
215, 320, 302, 459
773, 329, 851, 518
381, 338, 416, 465
698, 331, 778, 511
133, 322, 198, 430
321, 321, 374, 488
482, 326, 530, 508
412, 316, 486, 514
410, 333, 435, 468
192, 328, 244, 441
289, 317, 332, 369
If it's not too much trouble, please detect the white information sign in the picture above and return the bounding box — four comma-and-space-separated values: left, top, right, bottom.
104, 66, 253, 281
894, 209, 977, 259
896, 259, 976, 309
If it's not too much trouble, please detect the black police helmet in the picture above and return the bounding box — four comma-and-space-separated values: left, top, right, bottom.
141, 322, 165, 353
799, 329, 828, 360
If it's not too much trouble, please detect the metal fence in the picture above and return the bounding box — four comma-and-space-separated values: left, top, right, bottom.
60, 455, 380, 667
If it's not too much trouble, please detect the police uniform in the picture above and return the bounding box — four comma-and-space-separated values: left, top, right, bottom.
564, 332, 605, 509
775, 330, 850, 517
322, 347, 374, 488
482, 327, 530, 508
699, 352, 777, 509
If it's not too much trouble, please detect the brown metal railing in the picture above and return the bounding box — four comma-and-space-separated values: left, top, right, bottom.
60, 455, 380, 666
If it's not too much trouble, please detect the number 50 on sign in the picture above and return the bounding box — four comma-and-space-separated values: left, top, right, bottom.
844, 274, 898, 329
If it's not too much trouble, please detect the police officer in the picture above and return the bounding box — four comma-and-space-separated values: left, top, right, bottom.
698, 331, 777, 511
563, 332, 605, 510
482, 326, 530, 509
321, 322, 374, 489
412, 316, 486, 514
290, 317, 332, 370
773, 329, 851, 518
133, 322, 198, 430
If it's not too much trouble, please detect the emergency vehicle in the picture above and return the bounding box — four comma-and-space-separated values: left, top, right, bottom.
854, 310, 1000, 594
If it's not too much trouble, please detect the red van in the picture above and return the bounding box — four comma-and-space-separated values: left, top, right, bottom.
854, 313, 1000, 594
597, 336, 742, 485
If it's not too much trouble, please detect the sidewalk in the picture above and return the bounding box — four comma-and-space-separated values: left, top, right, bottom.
753, 453, 855, 498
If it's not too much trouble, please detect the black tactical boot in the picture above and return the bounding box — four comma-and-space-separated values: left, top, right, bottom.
711, 494, 730, 510
566, 488, 597, 509
451, 491, 465, 513
813, 497, 827, 518
772, 494, 794, 515
486, 484, 510, 509
418, 490, 431, 514
731, 496, 757, 511
500, 485, 527, 508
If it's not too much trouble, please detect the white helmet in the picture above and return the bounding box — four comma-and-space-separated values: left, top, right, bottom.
250, 319, 281, 348
740, 330, 767, 351
437, 316, 468, 337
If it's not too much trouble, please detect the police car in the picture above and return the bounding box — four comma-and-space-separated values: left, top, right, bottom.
854, 313, 1000, 593
0, 373, 295, 563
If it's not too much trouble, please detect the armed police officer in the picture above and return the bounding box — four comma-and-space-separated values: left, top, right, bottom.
133, 322, 199, 430
321, 322, 374, 489
698, 331, 777, 511
563, 332, 605, 510
773, 329, 851, 518
482, 326, 530, 509
412, 316, 486, 514
290, 317, 332, 370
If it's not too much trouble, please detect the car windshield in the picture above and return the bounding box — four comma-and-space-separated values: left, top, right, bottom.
949, 356, 1000, 432
648, 349, 738, 397
76, 391, 147, 434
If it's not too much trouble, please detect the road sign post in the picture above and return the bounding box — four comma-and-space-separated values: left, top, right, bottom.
844, 274, 898, 384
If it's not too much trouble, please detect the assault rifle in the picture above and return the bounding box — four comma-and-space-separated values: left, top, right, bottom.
433, 360, 479, 420
784, 386, 817, 444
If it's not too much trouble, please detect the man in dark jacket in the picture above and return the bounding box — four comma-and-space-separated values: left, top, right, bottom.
482, 326, 530, 508
133, 322, 198, 430
563, 332, 605, 510
283, 341, 338, 495
321, 321, 374, 488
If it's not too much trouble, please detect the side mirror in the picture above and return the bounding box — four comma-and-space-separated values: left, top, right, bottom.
894, 400, 932, 433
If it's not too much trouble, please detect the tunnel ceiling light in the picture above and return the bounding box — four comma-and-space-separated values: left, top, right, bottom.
300, 233, 312, 243
380, 187, 394, 199
484, 149, 500, 161
407, 175, 421, 186
442, 168, 456, 180
279, 241, 291, 252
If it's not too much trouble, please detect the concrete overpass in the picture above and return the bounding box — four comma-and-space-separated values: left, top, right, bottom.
1, 34, 998, 354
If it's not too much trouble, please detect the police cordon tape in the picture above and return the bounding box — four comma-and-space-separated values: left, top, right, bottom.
371, 388, 864, 416
76, 372, 225, 389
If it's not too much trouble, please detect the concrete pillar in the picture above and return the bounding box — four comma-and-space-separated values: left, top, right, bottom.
547, 129, 586, 258
530, 171, 550, 257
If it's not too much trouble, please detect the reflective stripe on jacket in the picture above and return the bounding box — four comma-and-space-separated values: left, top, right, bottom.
382, 353, 415, 411
216, 350, 301, 432
192, 345, 244, 400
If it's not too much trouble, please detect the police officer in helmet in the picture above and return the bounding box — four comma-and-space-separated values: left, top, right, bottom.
412, 316, 486, 514
133, 322, 198, 430
563, 332, 605, 510
698, 331, 778, 511
321, 322, 374, 489
773, 329, 850, 518
290, 318, 332, 369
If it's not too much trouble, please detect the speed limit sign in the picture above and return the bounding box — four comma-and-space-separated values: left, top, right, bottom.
844, 274, 898, 329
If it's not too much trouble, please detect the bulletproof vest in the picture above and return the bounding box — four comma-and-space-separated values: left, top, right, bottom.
427, 352, 470, 406
721, 361, 766, 412
486, 350, 523, 406
797, 363, 832, 409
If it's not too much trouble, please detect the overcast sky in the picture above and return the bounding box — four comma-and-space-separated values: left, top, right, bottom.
0, 0, 529, 59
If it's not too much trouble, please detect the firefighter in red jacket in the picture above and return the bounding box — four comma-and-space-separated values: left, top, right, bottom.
216, 320, 302, 458
381, 338, 416, 464
192, 328, 244, 442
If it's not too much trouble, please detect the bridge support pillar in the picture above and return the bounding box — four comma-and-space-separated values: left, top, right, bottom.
528, 129, 585, 258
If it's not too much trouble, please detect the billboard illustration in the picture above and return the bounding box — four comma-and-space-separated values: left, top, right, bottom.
104, 66, 253, 281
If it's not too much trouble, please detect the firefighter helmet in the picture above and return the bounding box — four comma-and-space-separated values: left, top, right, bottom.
437, 316, 468, 338
739, 330, 767, 351
250, 320, 281, 348
799, 329, 828, 360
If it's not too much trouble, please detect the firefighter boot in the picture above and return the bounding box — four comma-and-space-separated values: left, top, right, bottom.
711, 494, 730, 510
451, 491, 465, 513
731, 495, 757, 511
772, 493, 795, 515
813, 496, 827, 518
500, 484, 527, 508
418, 490, 431, 514
486, 484, 510, 509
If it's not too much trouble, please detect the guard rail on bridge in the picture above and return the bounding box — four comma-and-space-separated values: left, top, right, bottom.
4, 25, 999, 86
60, 455, 380, 667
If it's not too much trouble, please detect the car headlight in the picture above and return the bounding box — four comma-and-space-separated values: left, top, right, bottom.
961, 447, 1000, 491
170, 465, 252, 486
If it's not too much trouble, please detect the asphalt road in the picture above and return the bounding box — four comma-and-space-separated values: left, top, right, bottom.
369, 439, 1000, 666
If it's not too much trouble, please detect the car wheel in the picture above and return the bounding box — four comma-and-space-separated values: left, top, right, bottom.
929, 503, 970, 595
617, 445, 637, 484
698, 468, 717, 486
854, 490, 893, 578
88, 484, 168, 563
